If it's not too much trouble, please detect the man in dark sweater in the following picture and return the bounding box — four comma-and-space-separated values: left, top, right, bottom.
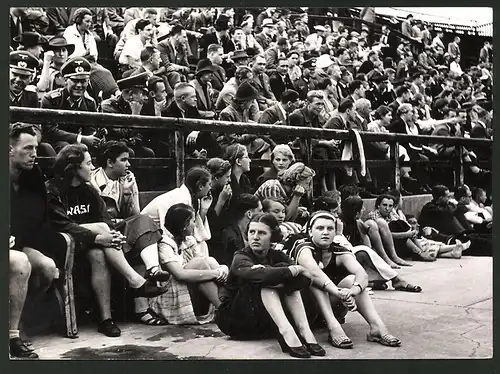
9, 123, 59, 358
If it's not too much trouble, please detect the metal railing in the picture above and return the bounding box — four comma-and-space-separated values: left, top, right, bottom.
10, 107, 492, 193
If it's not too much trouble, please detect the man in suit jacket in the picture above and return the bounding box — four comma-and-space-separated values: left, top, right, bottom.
10, 8, 32, 49
447, 36, 461, 59
259, 89, 299, 146
401, 14, 414, 39
268, 57, 294, 102
206, 43, 227, 92
388, 85, 411, 119
479, 41, 492, 64
251, 54, 277, 110
45, 7, 77, 36
199, 15, 235, 59
255, 19, 276, 51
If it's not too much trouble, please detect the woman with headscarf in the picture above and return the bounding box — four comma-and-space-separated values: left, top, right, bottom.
254, 162, 315, 222
284, 211, 402, 348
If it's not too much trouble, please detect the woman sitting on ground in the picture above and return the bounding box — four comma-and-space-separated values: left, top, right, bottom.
339, 195, 423, 292
340, 184, 412, 269
254, 162, 315, 223
90, 141, 172, 326
46, 144, 167, 337
255, 144, 296, 189
216, 213, 325, 359
386, 189, 465, 261
141, 166, 213, 257
285, 211, 402, 348
149, 203, 228, 325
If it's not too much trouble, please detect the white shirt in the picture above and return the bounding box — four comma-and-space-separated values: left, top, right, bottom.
119, 35, 146, 65
450, 61, 464, 77
63, 24, 99, 60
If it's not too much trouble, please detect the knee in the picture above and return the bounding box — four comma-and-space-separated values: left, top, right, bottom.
95, 222, 112, 234
10, 252, 32, 280
38, 257, 59, 282
376, 219, 389, 229
355, 250, 370, 265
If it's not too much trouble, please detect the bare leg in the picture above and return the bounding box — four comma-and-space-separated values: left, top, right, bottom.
282, 291, 317, 343
375, 219, 412, 267
22, 247, 58, 301
184, 257, 221, 308
260, 288, 302, 347
204, 256, 221, 269
10, 251, 31, 332
87, 248, 112, 321
338, 275, 391, 336
364, 220, 400, 268
309, 287, 347, 338
132, 262, 149, 314
80, 223, 146, 288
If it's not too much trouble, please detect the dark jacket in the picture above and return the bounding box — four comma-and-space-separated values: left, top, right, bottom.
10, 88, 39, 108
45, 178, 114, 246
199, 32, 235, 59
10, 165, 50, 250
268, 72, 294, 102
41, 88, 98, 144
418, 200, 467, 235
10, 13, 32, 48
45, 7, 77, 36
218, 223, 246, 267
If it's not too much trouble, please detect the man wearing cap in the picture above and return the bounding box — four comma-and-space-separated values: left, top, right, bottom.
225, 49, 249, 79
293, 57, 316, 100
199, 15, 235, 59
366, 73, 394, 108
255, 19, 276, 51
41, 57, 102, 153
37, 36, 75, 95
13, 31, 48, 60
251, 54, 277, 111
101, 73, 155, 158
9, 51, 40, 109
188, 59, 217, 118
218, 81, 273, 158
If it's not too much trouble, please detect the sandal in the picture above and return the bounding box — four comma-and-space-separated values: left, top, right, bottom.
366, 333, 401, 347
328, 335, 354, 349
394, 284, 422, 293
136, 308, 168, 326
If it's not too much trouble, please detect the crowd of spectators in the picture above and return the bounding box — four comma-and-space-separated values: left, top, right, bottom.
9, 6, 493, 359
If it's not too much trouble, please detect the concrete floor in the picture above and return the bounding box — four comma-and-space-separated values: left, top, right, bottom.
27, 256, 492, 360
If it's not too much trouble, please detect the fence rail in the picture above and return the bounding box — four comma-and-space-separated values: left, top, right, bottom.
10, 107, 492, 192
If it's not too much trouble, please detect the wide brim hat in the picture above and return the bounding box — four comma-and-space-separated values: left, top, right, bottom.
46, 36, 75, 55
195, 58, 217, 76
231, 50, 249, 61
13, 31, 48, 48
235, 81, 258, 101
316, 54, 334, 69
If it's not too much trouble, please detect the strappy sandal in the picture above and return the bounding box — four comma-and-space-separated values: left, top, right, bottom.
136, 308, 168, 326
394, 284, 422, 293
366, 333, 401, 347
328, 335, 354, 349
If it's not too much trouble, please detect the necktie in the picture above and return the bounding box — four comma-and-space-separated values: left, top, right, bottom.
16, 17, 22, 36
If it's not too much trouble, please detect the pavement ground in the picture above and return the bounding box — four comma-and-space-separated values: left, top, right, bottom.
25, 256, 492, 360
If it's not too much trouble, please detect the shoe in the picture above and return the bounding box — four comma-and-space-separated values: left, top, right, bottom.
9, 338, 38, 359
145, 266, 171, 282
133, 279, 169, 298
98, 318, 121, 337
277, 334, 311, 358
328, 334, 354, 349
297, 335, 326, 356
367, 333, 401, 347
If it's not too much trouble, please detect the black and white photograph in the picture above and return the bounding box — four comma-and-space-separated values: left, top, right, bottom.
8, 6, 492, 360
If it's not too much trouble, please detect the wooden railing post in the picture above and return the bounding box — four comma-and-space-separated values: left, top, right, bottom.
390, 141, 401, 190
455, 145, 465, 188
175, 130, 185, 188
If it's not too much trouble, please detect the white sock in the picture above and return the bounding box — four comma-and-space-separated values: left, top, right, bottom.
9, 330, 20, 339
